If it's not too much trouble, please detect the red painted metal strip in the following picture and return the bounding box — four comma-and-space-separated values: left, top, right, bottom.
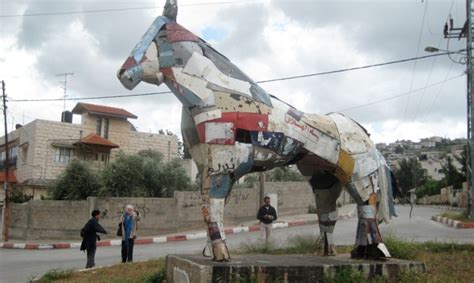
196, 112, 268, 144
160, 67, 175, 81
120, 56, 137, 70
166, 23, 199, 43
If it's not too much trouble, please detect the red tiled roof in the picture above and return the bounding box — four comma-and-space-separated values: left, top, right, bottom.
0, 170, 17, 183
72, 103, 137, 119
76, 133, 119, 148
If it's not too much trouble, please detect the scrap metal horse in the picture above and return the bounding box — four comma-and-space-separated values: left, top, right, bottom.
118, 0, 398, 262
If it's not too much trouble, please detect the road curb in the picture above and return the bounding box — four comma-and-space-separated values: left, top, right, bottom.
0, 209, 356, 250
431, 215, 474, 229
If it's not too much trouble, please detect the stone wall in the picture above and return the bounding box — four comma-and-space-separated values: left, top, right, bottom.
417, 182, 469, 207
8, 182, 353, 240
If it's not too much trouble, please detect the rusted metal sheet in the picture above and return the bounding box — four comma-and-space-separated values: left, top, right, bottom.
166, 23, 199, 43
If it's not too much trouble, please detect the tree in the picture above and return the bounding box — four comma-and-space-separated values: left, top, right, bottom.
454, 145, 469, 179
100, 150, 192, 197
416, 179, 443, 198
243, 166, 305, 187
48, 159, 100, 200
440, 156, 465, 189
394, 158, 427, 195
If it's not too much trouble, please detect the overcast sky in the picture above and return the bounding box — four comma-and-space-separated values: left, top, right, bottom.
0, 0, 469, 143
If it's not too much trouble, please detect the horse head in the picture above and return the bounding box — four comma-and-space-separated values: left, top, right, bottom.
117, 0, 273, 108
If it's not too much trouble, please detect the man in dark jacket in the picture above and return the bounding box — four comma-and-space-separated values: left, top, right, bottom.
80, 209, 107, 269
257, 196, 277, 243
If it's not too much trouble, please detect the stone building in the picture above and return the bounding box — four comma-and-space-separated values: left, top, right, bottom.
0, 103, 178, 200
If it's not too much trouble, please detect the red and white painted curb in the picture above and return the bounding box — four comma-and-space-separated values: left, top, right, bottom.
0, 219, 316, 250
431, 215, 474, 229
0, 209, 356, 250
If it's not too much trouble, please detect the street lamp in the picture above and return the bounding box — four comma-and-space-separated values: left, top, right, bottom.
424, 46, 468, 64
425, 45, 474, 220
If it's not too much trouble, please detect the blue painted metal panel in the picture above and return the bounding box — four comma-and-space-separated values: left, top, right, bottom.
159, 42, 175, 67
250, 84, 273, 107
209, 174, 232, 198
131, 16, 171, 63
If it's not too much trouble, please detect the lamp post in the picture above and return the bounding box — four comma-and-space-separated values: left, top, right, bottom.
425, 45, 474, 220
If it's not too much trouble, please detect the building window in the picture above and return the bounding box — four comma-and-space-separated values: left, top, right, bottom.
96, 118, 102, 136
0, 146, 18, 169
104, 118, 109, 139
54, 148, 73, 164
96, 118, 110, 139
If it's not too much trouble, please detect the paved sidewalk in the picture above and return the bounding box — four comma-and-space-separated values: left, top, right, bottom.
0, 204, 356, 250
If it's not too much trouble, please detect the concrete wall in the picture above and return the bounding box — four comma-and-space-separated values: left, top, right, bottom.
8, 182, 353, 240
417, 182, 469, 207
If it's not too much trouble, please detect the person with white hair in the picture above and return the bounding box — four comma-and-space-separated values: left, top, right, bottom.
119, 204, 140, 263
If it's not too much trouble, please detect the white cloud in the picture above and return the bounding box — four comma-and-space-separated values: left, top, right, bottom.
0, 0, 469, 144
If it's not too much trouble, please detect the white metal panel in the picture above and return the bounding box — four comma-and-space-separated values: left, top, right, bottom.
285, 114, 340, 164
329, 113, 373, 155
194, 109, 222, 125
172, 67, 213, 101
183, 52, 252, 97
210, 198, 225, 222
205, 122, 234, 143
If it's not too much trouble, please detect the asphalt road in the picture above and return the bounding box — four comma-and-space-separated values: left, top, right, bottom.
1, 205, 472, 283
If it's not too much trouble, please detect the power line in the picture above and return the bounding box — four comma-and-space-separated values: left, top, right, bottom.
0, 1, 261, 18
336, 73, 464, 113
412, 0, 457, 121
256, 52, 455, 83
10, 91, 171, 102
8, 51, 461, 103
403, 0, 429, 121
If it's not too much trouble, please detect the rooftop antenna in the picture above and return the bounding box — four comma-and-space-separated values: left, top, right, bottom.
56, 72, 74, 112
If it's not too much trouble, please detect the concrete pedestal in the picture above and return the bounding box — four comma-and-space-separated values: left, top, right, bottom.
166, 254, 425, 283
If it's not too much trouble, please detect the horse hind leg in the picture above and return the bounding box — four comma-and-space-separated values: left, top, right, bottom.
346, 182, 391, 259
309, 172, 343, 256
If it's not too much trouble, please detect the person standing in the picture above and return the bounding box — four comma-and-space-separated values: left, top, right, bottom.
120, 205, 140, 263
80, 209, 107, 269
257, 196, 277, 243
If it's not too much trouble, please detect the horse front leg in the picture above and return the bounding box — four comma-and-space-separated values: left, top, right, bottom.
201, 171, 232, 262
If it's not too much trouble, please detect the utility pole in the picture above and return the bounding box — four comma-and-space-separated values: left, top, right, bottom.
2, 80, 10, 241
467, 0, 474, 220
56, 72, 74, 112
439, 1, 474, 220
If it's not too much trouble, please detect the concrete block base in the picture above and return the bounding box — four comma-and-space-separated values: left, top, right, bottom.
166, 254, 425, 283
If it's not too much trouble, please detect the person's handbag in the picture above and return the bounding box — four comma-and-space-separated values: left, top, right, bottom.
116, 223, 122, 237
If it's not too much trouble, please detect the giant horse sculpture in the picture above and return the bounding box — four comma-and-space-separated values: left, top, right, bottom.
118, 0, 399, 262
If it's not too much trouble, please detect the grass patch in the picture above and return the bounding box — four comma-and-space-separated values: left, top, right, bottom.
239, 235, 474, 282
37, 236, 474, 283
441, 212, 471, 222
36, 259, 166, 283
37, 269, 73, 282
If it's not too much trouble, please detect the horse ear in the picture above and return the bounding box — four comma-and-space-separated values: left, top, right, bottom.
163, 0, 178, 21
